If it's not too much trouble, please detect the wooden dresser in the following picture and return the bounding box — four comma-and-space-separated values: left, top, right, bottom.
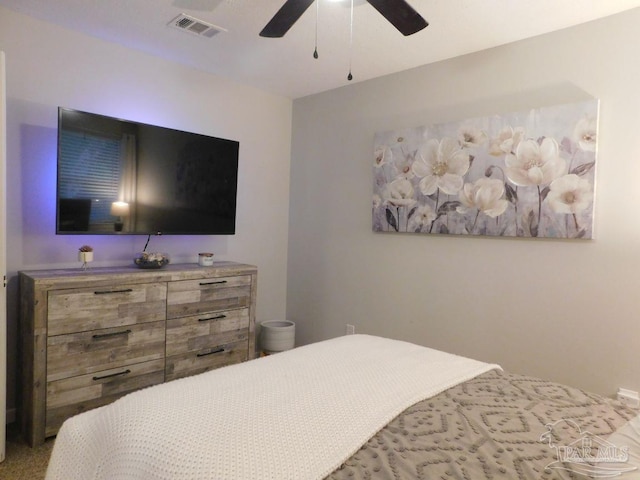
19, 261, 257, 446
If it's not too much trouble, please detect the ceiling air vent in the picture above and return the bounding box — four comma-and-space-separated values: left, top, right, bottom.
168, 13, 227, 38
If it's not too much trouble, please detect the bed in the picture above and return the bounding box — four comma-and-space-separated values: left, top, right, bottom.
45, 335, 640, 479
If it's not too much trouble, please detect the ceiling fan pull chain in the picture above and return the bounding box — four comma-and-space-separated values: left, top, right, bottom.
347, 0, 354, 81
313, 0, 319, 59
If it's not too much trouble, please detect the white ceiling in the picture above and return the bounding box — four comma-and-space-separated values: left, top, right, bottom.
1, 0, 639, 99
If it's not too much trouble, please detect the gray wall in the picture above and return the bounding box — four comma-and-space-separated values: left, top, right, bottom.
288, 8, 640, 396
0, 6, 292, 418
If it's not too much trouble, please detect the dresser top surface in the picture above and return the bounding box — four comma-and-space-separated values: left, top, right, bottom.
19, 261, 257, 287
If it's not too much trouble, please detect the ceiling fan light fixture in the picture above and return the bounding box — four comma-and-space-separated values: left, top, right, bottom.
261, 0, 427, 38
261, 0, 428, 81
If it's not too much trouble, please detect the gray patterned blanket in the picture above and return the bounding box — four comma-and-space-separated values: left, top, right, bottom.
328, 370, 639, 479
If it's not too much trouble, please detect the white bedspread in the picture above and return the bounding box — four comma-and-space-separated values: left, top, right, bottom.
46, 334, 499, 480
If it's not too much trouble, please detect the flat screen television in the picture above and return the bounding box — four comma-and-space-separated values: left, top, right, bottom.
56, 107, 239, 235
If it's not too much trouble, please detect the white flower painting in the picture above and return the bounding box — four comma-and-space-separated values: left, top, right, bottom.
373, 100, 598, 239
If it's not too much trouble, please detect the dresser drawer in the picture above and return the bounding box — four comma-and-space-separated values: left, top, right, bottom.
45, 358, 165, 437
166, 308, 250, 356
167, 275, 251, 319
48, 282, 167, 336
47, 321, 166, 382
166, 334, 249, 381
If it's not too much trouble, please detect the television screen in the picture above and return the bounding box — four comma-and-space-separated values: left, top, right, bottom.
56, 107, 239, 235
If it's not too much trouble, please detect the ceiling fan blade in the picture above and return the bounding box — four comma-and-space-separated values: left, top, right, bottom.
260, 0, 315, 38
366, 0, 428, 36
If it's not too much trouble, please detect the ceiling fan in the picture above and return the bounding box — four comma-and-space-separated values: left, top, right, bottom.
260, 0, 428, 38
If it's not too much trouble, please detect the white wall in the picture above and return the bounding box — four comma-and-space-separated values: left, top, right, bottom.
0, 6, 292, 416
1, 50, 7, 460
288, 8, 640, 397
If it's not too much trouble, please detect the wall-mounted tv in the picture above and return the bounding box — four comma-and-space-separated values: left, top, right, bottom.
56, 107, 239, 235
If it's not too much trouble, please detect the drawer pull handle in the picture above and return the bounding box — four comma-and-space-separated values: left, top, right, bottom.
197, 347, 225, 357
94, 288, 133, 295
198, 314, 227, 322
199, 280, 227, 286
92, 329, 132, 340
93, 369, 131, 381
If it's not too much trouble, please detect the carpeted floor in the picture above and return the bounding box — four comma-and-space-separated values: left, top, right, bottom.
0, 424, 54, 480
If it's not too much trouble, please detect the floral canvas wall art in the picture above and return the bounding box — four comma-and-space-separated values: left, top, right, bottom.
372, 100, 598, 239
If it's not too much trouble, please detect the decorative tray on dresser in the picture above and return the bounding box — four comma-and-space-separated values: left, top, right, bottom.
19, 261, 257, 447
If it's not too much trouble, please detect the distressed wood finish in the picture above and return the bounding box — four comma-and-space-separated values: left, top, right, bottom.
166, 276, 252, 319
165, 338, 249, 382
20, 262, 257, 446
166, 308, 250, 356
47, 283, 167, 336
45, 359, 165, 437
47, 320, 166, 381
166, 278, 252, 381
166, 308, 250, 381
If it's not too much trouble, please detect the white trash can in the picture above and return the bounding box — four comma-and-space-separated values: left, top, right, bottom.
260, 320, 295, 354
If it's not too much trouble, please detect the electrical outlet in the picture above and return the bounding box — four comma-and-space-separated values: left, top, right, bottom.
346, 324, 355, 335
617, 388, 640, 408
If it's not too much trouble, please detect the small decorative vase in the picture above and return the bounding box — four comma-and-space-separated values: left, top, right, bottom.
198, 252, 215, 266
78, 251, 93, 270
